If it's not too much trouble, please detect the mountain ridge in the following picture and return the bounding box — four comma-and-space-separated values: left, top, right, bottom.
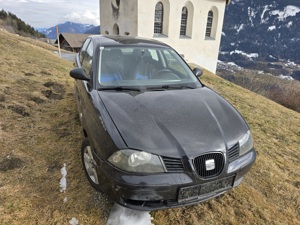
39, 21, 97, 39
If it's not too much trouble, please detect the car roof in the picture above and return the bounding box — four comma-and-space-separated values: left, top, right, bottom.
89, 35, 171, 48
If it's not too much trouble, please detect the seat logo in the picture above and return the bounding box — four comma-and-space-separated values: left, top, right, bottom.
205, 159, 215, 171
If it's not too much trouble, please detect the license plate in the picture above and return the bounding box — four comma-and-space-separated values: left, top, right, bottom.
178, 176, 235, 202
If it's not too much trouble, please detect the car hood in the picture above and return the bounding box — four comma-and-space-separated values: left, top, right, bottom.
99, 87, 249, 158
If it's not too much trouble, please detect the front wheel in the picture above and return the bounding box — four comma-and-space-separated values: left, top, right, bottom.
81, 138, 101, 190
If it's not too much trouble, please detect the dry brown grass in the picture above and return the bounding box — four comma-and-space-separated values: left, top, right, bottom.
217, 68, 300, 113
0, 31, 299, 225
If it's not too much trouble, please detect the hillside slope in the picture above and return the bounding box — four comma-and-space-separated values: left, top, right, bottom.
0, 31, 299, 225
0, 9, 45, 38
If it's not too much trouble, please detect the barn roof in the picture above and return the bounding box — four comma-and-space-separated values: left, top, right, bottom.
55, 33, 91, 48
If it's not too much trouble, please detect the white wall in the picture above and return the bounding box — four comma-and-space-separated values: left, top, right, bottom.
100, 0, 227, 73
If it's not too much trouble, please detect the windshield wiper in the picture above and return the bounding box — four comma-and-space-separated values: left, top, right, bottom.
98, 86, 142, 92
164, 85, 196, 89
147, 84, 196, 91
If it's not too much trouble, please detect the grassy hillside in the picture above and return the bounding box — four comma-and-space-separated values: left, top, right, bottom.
0, 31, 299, 225
217, 66, 300, 113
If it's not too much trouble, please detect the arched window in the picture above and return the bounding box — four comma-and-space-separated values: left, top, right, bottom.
180, 7, 188, 35
205, 11, 213, 37
154, 2, 163, 34
113, 24, 119, 35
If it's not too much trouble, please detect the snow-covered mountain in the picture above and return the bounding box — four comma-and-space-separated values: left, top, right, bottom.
219, 0, 300, 69
39, 21, 96, 39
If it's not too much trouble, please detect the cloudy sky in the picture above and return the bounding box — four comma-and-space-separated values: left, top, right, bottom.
0, 0, 100, 28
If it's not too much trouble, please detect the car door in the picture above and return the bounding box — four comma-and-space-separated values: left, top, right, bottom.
74, 38, 94, 125
75, 40, 119, 160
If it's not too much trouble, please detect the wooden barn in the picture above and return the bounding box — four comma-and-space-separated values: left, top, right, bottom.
55, 33, 91, 52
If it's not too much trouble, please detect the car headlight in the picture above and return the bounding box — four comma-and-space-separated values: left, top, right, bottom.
239, 130, 254, 156
108, 150, 165, 173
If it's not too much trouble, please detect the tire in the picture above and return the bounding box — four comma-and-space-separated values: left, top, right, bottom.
81, 138, 101, 191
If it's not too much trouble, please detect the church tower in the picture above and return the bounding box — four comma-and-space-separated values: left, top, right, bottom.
100, 0, 229, 73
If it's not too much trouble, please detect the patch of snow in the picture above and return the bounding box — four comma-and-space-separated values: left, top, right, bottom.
227, 62, 242, 70
59, 163, 67, 193
261, 5, 270, 24
269, 55, 276, 59
230, 42, 235, 46
286, 61, 296, 67
69, 218, 79, 225
222, 32, 226, 36
270, 5, 300, 21
268, 25, 276, 31
231, 0, 241, 5
230, 50, 258, 59
234, 24, 244, 33
258, 71, 264, 74
287, 21, 293, 28
106, 204, 154, 225
285, 61, 300, 68
291, 38, 300, 42
63, 197, 68, 203
248, 7, 255, 26
217, 61, 227, 70
279, 75, 294, 81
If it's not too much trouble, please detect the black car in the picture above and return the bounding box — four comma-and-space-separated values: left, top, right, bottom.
69, 35, 256, 211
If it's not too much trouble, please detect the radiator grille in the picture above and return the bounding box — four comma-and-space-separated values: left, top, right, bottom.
228, 143, 240, 162
193, 153, 224, 178
161, 156, 184, 172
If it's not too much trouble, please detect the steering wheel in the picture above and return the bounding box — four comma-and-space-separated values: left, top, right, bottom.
154, 69, 180, 79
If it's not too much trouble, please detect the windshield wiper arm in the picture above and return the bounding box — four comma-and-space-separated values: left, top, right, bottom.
146, 85, 196, 91
98, 86, 142, 92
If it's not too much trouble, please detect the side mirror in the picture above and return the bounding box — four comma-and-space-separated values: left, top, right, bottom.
193, 68, 203, 78
70, 68, 90, 81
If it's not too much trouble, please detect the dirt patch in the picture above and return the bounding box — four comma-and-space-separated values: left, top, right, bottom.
47, 161, 62, 173
293, 181, 300, 188
28, 96, 46, 104
24, 72, 34, 76
42, 90, 64, 100
8, 105, 30, 117
57, 129, 71, 138
40, 70, 52, 76
0, 94, 5, 102
42, 81, 66, 100
3, 87, 11, 95
0, 123, 9, 131
0, 156, 24, 172
43, 81, 65, 93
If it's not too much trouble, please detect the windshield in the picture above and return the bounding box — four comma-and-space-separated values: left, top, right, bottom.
97, 46, 200, 88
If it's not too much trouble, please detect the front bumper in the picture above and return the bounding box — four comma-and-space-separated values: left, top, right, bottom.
94, 149, 256, 211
